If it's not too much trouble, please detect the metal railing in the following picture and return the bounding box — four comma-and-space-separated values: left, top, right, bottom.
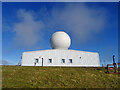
107, 63, 120, 74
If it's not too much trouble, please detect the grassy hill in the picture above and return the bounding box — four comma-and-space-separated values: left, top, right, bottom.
2, 66, 119, 88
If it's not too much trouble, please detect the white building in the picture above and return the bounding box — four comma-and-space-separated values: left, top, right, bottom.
21, 31, 100, 67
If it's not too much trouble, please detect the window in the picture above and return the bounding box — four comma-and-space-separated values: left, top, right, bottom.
49, 59, 52, 63
62, 59, 65, 63
35, 59, 39, 63
69, 59, 72, 63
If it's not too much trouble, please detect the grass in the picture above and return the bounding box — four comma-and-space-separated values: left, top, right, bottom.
2, 66, 119, 88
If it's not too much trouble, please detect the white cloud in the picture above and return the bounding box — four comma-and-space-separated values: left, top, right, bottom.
50, 4, 107, 44
13, 9, 44, 48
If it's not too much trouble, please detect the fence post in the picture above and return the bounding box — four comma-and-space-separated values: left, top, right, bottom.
107, 65, 109, 73
113, 63, 116, 73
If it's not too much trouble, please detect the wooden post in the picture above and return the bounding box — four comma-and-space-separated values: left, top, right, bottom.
107, 65, 109, 73
114, 63, 116, 73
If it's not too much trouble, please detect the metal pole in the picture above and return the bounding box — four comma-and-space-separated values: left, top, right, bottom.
113, 55, 115, 64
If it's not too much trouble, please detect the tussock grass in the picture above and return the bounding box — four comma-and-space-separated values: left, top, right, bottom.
2, 66, 119, 88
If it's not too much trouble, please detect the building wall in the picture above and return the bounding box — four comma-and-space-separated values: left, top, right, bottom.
21, 49, 100, 67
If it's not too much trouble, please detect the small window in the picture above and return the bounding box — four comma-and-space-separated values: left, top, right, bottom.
49, 59, 52, 63
62, 59, 65, 63
69, 59, 72, 63
35, 59, 39, 63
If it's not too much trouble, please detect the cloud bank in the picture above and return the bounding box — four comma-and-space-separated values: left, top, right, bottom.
2, 60, 13, 65
12, 3, 107, 48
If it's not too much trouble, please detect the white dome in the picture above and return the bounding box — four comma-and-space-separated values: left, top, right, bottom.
50, 31, 71, 49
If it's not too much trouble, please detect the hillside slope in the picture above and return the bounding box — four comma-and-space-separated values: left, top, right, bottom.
2, 66, 119, 88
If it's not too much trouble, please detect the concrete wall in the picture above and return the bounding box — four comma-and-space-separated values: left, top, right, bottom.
21, 49, 100, 67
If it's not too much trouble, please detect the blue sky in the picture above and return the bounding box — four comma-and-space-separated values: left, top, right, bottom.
2, 2, 118, 66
